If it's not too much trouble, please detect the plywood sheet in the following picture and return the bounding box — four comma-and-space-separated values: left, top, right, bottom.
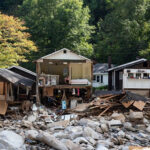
133, 101, 146, 111
0, 100, 8, 115
47, 88, 54, 97
122, 100, 134, 108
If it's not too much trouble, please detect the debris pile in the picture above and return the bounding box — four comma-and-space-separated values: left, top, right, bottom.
71, 91, 149, 117
0, 105, 150, 150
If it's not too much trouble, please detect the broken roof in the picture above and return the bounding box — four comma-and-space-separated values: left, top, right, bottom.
0, 69, 35, 88
108, 58, 147, 71
35, 48, 91, 62
8, 66, 36, 77
93, 63, 114, 74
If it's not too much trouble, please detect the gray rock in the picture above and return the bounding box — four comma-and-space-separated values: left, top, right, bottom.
70, 132, 83, 140
73, 137, 89, 144
86, 144, 95, 150
22, 120, 33, 128
129, 111, 143, 121
143, 118, 149, 124
65, 126, 83, 133
108, 119, 122, 127
26, 130, 39, 139
146, 125, 150, 133
28, 115, 37, 122
111, 112, 125, 122
53, 132, 69, 139
86, 137, 96, 146
79, 118, 99, 129
62, 139, 81, 150
100, 124, 109, 132
83, 127, 100, 140
124, 122, 135, 131
96, 144, 108, 150
117, 130, 125, 138
0, 130, 25, 150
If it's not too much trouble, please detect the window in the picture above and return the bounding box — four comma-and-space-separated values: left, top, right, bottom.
143, 73, 149, 79
93, 75, 96, 81
128, 73, 134, 78
119, 72, 123, 80
101, 75, 103, 83
97, 76, 100, 82
136, 73, 141, 79
143, 62, 148, 67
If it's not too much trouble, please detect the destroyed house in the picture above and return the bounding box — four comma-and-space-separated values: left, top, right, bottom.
35, 48, 93, 106
108, 58, 150, 97
0, 69, 35, 114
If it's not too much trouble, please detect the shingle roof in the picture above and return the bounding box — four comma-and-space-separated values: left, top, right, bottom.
0, 69, 35, 88
108, 58, 147, 71
93, 63, 114, 73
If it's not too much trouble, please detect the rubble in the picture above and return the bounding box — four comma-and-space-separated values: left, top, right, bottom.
0, 91, 150, 150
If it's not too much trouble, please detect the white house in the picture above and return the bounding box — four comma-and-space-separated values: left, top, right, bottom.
93, 63, 113, 88
108, 58, 150, 97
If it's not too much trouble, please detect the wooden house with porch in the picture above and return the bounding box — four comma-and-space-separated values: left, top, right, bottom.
35, 48, 93, 106
108, 58, 150, 97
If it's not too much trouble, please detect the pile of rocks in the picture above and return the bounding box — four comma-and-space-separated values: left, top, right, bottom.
0, 105, 150, 150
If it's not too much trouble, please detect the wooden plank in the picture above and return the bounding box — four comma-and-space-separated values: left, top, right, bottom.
133, 101, 146, 111
122, 100, 134, 108
0, 100, 8, 115
98, 105, 112, 116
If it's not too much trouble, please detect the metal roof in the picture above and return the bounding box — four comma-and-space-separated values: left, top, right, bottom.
108, 58, 147, 71
0, 69, 35, 88
8, 66, 36, 77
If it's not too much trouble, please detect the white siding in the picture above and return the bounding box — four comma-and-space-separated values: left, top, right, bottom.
123, 69, 150, 89
92, 73, 108, 87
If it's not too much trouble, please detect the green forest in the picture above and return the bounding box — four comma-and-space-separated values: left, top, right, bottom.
0, 0, 150, 70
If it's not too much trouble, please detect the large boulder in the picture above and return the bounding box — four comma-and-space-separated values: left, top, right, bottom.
83, 127, 100, 140
0, 130, 25, 150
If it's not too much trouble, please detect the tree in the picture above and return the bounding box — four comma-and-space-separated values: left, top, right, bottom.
94, 0, 150, 64
0, 13, 37, 68
19, 0, 94, 57
0, 0, 23, 15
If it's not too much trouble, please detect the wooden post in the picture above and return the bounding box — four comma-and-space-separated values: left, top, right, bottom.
17, 85, 19, 101
5, 83, 7, 101
36, 62, 41, 104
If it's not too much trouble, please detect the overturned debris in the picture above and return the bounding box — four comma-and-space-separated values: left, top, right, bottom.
71, 91, 149, 117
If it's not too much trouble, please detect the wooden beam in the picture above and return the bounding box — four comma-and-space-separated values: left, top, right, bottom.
43, 59, 86, 63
